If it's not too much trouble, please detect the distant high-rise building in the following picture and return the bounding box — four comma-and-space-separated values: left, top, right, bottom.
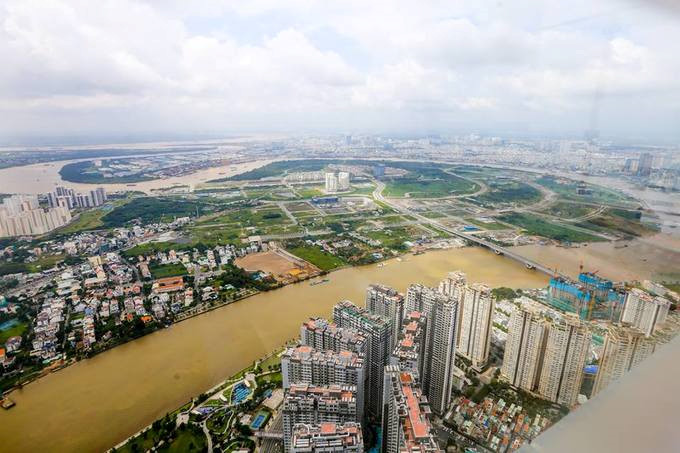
621, 288, 670, 337
372, 164, 385, 179
333, 300, 391, 418
637, 152, 653, 177
96, 187, 107, 204
366, 284, 404, 350
0, 195, 71, 237
405, 284, 458, 414
382, 366, 442, 453
48, 186, 106, 210
290, 422, 364, 452
592, 324, 656, 397
390, 310, 427, 379
300, 318, 367, 354
538, 314, 591, 406
338, 172, 351, 191
281, 345, 366, 422
456, 282, 494, 371
501, 303, 549, 393
282, 384, 358, 453
325, 172, 338, 193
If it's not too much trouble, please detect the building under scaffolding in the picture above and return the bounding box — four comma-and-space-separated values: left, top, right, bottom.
547, 272, 624, 321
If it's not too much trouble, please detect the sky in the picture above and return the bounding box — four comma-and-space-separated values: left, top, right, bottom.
1, 0, 679, 144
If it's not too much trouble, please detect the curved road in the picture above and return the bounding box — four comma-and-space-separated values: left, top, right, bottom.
372, 180, 566, 278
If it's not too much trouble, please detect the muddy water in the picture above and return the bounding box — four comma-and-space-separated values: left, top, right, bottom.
0, 247, 547, 453
513, 233, 680, 281
0, 159, 271, 195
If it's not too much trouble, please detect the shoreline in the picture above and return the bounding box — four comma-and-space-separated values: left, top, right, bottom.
107, 344, 289, 452
2, 246, 450, 399
5, 230, 676, 400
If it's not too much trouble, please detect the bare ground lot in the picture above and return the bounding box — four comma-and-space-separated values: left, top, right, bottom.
234, 250, 320, 283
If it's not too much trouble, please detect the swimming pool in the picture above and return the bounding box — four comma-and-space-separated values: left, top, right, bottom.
231, 382, 251, 404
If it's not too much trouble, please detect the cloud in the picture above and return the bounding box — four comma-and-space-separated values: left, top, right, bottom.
0, 0, 679, 141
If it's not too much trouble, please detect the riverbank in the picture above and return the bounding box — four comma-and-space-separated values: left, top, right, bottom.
0, 247, 549, 453
0, 288, 262, 399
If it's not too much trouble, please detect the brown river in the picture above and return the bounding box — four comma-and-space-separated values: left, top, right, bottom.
1, 248, 548, 453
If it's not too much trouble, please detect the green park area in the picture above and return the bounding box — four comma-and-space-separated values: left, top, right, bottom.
287, 244, 346, 271
215, 159, 334, 181
474, 180, 542, 206
500, 212, 604, 243
149, 263, 188, 279
123, 241, 192, 258
56, 209, 108, 234
546, 201, 594, 219
0, 320, 28, 344
0, 254, 68, 276
102, 196, 232, 227
383, 171, 478, 198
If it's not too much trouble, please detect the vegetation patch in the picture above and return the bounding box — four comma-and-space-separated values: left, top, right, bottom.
102, 196, 228, 227
576, 210, 659, 239
535, 175, 635, 206
464, 217, 509, 230
474, 180, 541, 206
545, 201, 594, 220
384, 171, 478, 198
59, 160, 154, 184
149, 263, 188, 279
0, 320, 28, 344
287, 245, 346, 271
500, 212, 604, 243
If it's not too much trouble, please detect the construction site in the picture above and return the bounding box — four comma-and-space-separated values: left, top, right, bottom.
546, 268, 625, 321
234, 247, 321, 285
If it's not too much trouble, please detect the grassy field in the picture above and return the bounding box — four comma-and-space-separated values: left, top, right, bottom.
287, 246, 346, 271
190, 206, 301, 243
123, 241, 191, 258
546, 201, 594, 219
102, 196, 230, 227
421, 211, 448, 219
500, 212, 604, 242
165, 428, 207, 453
149, 263, 188, 279
384, 174, 478, 198
474, 180, 541, 206
365, 227, 419, 250
0, 262, 29, 276
196, 206, 288, 227
535, 175, 635, 206
663, 283, 680, 293
25, 254, 66, 272
0, 321, 28, 344
296, 186, 324, 198
216, 160, 334, 181
57, 209, 106, 233
576, 210, 659, 238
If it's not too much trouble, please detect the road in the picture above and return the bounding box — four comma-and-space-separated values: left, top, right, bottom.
201, 420, 213, 453
372, 180, 567, 278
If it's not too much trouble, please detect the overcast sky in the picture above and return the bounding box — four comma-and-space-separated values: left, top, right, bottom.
1, 0, 679, 144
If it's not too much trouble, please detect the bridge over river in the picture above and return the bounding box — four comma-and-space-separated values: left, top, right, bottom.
372, 181, 568, 279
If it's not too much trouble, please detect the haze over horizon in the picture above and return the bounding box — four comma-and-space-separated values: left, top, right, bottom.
1, 0, 680, 144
